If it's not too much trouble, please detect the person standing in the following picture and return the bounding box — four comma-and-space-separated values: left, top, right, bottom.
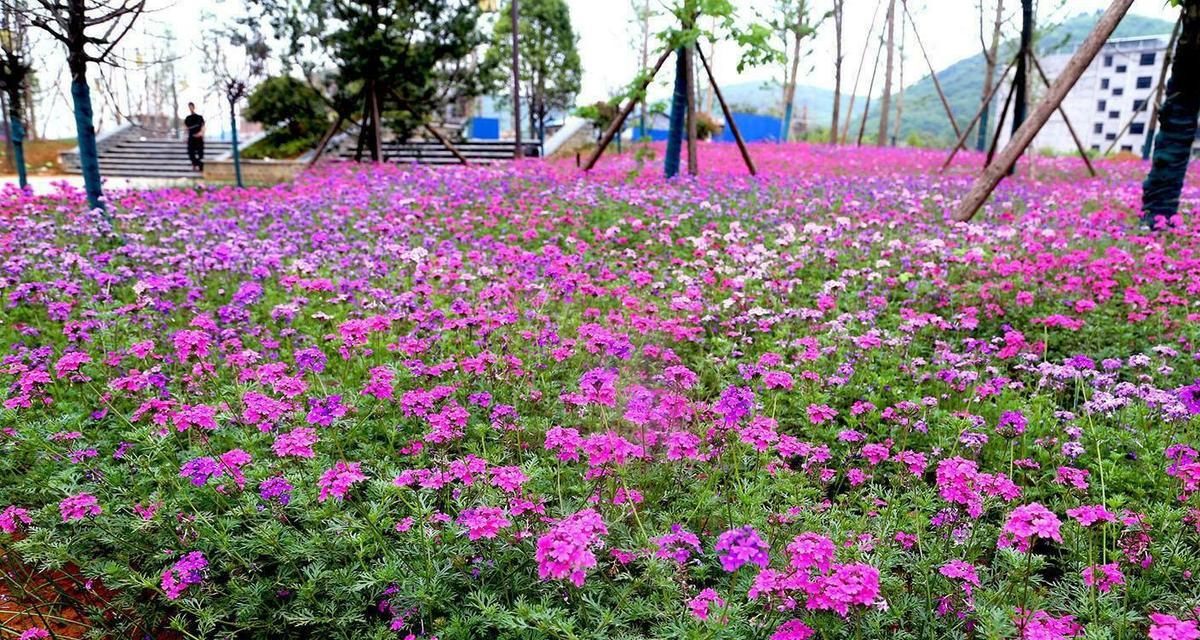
184, 102, 205, 171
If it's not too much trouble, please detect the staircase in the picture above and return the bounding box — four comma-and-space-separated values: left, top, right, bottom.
60, 121, 235, 179
330, 139, 541, 165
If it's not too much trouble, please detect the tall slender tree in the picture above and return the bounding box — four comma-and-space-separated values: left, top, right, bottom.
770, 0, 825, 142
977, 0, 1005, 151
875, 0, 895, 146
484, 0, 582, 145
1142, 0, 1199, 228
0, 1, 32, 188
829, 0, 844, 144
6, 0, 146, 217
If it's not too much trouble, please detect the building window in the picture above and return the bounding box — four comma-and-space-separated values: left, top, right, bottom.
1094, 123, 1104, 134
1131, 122, 1146, 134
1113, 88, 1124, 96
1105, 133, 1117, 141
1104, 54, 1114, 67
1091, 144, 1101, 151
1134, 99, 1147, 111
1140, 52, 1156, 65
1136, 76, 1152, 89
1101, 78, 1110, 89
1109, 110, 1120, 119
1115, 65, 1127, 73
1097, 99, 1107, 112
1121, 145, 1133, 152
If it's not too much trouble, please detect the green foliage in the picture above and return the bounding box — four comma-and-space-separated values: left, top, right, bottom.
483, 0, 582, 137
242, 76, 329, 159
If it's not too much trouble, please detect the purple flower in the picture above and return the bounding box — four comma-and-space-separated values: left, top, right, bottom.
714, 525, 770, 572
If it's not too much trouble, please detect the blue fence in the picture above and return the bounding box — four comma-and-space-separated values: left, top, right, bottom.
470, 117, 500, 140
718, 113, 781, 143
629, 126, 671, 142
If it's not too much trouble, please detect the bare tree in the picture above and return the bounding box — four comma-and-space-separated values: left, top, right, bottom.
6, 0, 146, 218
829, 0, 843, 144
0, 1, 32, 187
977, 0, 1005, 151
875, 0, 895, 146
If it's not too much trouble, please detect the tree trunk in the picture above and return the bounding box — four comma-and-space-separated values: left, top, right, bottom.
1142, 0, 1200, 226
685, 45, 698, 175
876, 0, 896, 146
638, 0, 650, 138
1012, 0, 1031, 135
230, 97, 243, 188
830, 0, 843, 144
67, 46, 106, 218
664, 48, 687, 178
783, 16, 803, 142
6, 81, 28, 188
1142, 16, 1183, 160
978, 0, 1004, 151
891, 15, 906, 146
511, 0, 522, 158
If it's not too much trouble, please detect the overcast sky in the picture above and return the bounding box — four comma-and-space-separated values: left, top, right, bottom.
25, 0, 1182, 139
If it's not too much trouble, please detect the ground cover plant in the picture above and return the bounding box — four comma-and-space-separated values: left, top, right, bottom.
1, 144, 1199, 640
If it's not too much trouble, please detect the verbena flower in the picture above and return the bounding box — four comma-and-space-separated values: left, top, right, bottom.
715, 526, 770, 572
534, 508, 607, 587
161, 551, 208, 600
317, 461, 367, 502
58, 493, 101, 522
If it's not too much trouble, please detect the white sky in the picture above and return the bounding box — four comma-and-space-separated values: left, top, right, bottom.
25, 0, 1181, 139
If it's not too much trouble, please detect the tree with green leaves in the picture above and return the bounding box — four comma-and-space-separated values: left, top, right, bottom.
766, 0, 827, 142
1142, 0, 1199, 228
246, 0, 487, 160
483, 0, 582, 144
244, 76, 330, 158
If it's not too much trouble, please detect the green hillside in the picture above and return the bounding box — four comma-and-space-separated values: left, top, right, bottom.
874, 11, 1175, 146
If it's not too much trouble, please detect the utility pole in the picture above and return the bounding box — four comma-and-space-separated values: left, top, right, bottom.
511, 0, 521, 159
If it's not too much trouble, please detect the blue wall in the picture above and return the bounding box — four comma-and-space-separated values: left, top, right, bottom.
718, 112, 781, 143
630, 126, 671, 142
470, 117, 500, 140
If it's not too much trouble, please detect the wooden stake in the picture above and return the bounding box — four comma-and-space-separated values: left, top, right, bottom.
307, 113, 346, 169
697, 44, 756, 176
986, 78, 1016, 166
841, 0, 885, 143
423, 122, 469, 165
856, 36, 885, 146
940, 55, 1016, 172
953, 0, 1135, 222
583, 47, 673, 171
901, 0, 964, 145
370, 80, 383, 162
1030, 55, 1096, 177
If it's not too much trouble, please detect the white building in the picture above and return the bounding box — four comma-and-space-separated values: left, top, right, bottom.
993, 34, 1200, 156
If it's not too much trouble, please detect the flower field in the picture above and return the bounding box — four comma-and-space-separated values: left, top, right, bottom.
1, 144, 1199, 640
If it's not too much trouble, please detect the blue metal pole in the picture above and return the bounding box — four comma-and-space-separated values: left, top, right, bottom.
70, 78, 106, 217
664, 48, 687, 178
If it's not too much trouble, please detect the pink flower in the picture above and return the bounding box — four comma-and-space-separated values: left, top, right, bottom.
272, 427, 320, 458
457, 507, 510, 540
489, 466, 528, 493
161, 551, 207, 600
1, 506, 32, 533
1066, 504, 1116, 527
687, 588, 724, 621
771, 620, 815, 640
652, 524, 702, 563
1014, 609, 1081, 640
59, 493, 101, 521
19, 629, 50, 640
805, 563, 881, 617
1082, 563, 1124, 593
715, 526, 770, 572
999, 503, 1062, 552
535, 508, 607, 587
317, 461, 367, 502
1148, 614, 1200, 640
787, 532, 836, 573
940, 560, 981, 595
807, 403, 838, 425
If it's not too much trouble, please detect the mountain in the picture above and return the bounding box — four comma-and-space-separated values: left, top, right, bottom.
712, 12, 1175, 146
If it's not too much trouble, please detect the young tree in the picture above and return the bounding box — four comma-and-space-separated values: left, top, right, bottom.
875, 0, 895, 146
0, 2, 32, 187
484, 0, 582, 144
977, 0, 1005, 151
829, 0, 843, 145
768, 0, 826, 142
8, 0, 146, 216
1142, 0, 1199, 228
248, 0, 486, 160
199, 24, 266, 187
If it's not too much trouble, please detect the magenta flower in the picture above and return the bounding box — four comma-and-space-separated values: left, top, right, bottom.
59, 493, 101, 522
805, 563, 881, 617
687, 588, 723, 621
1066, 504, 1116, 527
457, 507, 510, 541
1, 505, 32, 533
787, 532, 835, 574
714, 525, 770, 572
534, 508, 607, 587
1082, 563, 1124, 593
317, 461, 367, 502
771, 620, 815, 640
1148, 613, 1200, 640
161, 551, 207, 600
999, 503, 1063, 552
272, 427, 320, 458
